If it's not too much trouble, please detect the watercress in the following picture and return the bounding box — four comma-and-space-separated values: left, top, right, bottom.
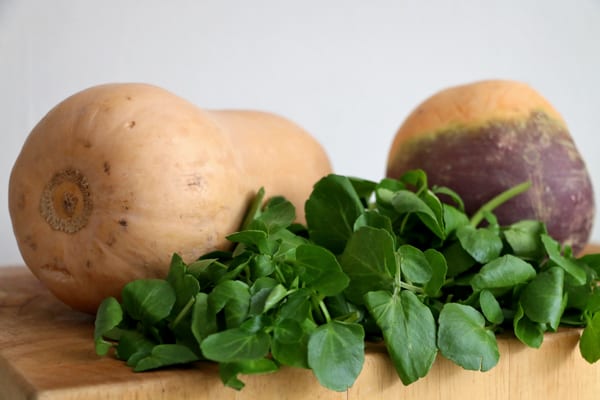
94, 170, 600, 391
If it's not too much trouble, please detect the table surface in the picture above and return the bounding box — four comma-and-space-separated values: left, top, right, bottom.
2, 253, 600, 400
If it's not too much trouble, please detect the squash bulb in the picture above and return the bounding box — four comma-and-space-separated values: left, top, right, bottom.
9, 83, 332, 313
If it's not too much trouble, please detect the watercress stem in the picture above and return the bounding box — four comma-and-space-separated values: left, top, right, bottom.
319, 299, 332, 323
169, 297, 195, 330
469, 181, 531, 227
274, 264, 287, 284
399, 281, 424, 293
240, 187, 265, 230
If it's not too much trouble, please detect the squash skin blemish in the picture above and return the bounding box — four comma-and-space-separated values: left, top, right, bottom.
40, 168, 93, 234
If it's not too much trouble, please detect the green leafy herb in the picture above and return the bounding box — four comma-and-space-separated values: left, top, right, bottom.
305, 175, 364, 253
519, 267, 565, 331
470, 255, 536, 291
121, 279, 175, 326
307, 321, 365, 391
479, 290, 503, 325
339, 227, 396, 304
437, 303, 499, 371
134, 344, 199, 371
94, 171, 600, 392
201, 328, 271, 363
365, 290, 436, 384
94, 297, 123, 355
580, 312, 600, 363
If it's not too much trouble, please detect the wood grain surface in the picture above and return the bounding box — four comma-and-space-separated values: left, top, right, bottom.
2, 244, 600, 399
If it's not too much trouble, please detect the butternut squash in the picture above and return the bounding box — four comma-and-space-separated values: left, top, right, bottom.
8, 83, 331, 313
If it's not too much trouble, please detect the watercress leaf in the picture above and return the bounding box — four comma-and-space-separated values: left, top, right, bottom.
122, 279, 175, 326
513, 303, 544, 348
442, 205, 469, 236
305, 174, 364, 254
191, 293, 216, 345
479, 290, 504, 325
134, 344, 199, 372
423, 249, 448, 298
115, 330, 155, 363
170, 317, 198, 354
502, 220, 546, 260
579, 253, 600, 277
580, 312, 600, 363
249, 283, 287, 315
253, 196, 295, 234
339, 227, 395, 304
398, 168, 426, 188
541, 234, 587, 285
391, 190, 445, 239
586, 287, 600, 315
457, 225, 503, 264
274, 318, 304, 344
375, 178, 406, 209
201, 328, 271, 363
217, 253, 253, 283
226, 230, 270, 254
421, 189, 445, 229
325, 294, 361, 321
271, 229, 309, 259
471, 255, 536, 291
271, 318, 309, 368
219, 359, 280, 390
250, 254, 276, 278
167, 254, 200, 315
295, 244, 349, 296
248, 285, 276, 316
364, 290, 437, 385
219, 363, 246, 391
272, 336, 309, 369
126, 351, 148, 368
433, 186, 465, 212
398, 244, 432, 285
443, 241, 476, 278
437, 303, 499, 371
519, 267, 565, 331
307, 321, 365, 392
353, 210, 393, 234
237, 358, 279, 374
209, 280, 250, 329
250, 276, 278, 294
94, 297, 123, 356
187, 259, 227, 290
240, 315, 273, 334
278, 288, 312, 322
264, 284, 288, 313
168, 252, 186, 271
566, 281, 595, 312
348, 177, 377, 206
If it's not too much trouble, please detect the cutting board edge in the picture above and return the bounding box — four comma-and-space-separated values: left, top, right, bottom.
0, 352, 37, 400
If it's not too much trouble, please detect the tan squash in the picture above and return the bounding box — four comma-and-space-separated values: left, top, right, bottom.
8, 83, 331, 313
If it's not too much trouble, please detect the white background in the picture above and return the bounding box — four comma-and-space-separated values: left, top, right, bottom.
1, 0, 600, 266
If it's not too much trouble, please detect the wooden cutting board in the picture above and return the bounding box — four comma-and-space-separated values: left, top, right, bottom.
2, 259, 600, 400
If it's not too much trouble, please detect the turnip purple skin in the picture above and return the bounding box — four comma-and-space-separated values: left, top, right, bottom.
387, 80, 595, 254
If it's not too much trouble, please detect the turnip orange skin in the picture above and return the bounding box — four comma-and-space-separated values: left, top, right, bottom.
9, 83, 331, 313
386, 80, 594, 254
